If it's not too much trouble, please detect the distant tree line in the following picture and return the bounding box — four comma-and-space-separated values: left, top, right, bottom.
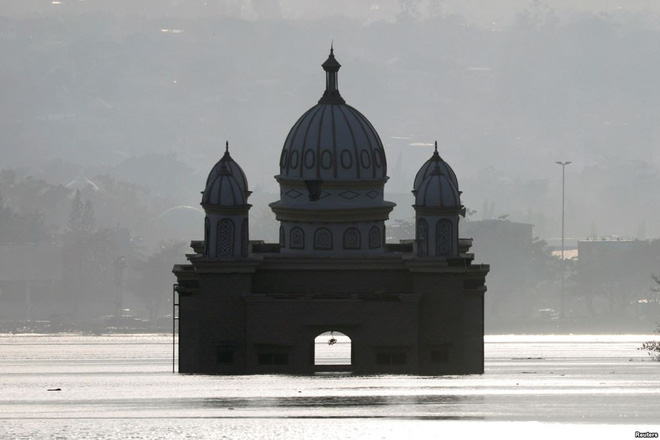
0, 169, 186, 326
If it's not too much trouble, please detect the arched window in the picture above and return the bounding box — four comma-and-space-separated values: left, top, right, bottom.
343, 227, 361, 249
436, 219, 453, 256
217, 219, 234, 258
290, 227, 305, 249
204, 217, 210, 256
279, 225, 285, 248
241, 218, 249, 257
368, 226, 381, 249
314, 228, 333, 250
417, 218, 428, 257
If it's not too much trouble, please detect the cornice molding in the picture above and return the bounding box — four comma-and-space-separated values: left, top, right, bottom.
269, 203, 395, 222
190, 258, 261, 273
202, 204, 252, 215
413, 205, 461, 216
275, 176, 389, 189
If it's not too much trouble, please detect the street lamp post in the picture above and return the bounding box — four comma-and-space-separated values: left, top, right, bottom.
555, 161, 572, 261
556, 161, 571, 319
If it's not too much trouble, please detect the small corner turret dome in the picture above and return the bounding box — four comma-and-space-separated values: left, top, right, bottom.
413, 142, 458, 193
202, 161, 246, 207
415, 163, 461, 209
205, 141, 249, 197
278, 48, 387, 181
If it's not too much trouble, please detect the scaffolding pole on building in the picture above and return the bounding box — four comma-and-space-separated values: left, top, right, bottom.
172, 284, 179, 373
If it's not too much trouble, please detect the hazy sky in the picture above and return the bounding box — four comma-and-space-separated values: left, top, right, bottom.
5, 0, 660, 23
3, 0, 660, 242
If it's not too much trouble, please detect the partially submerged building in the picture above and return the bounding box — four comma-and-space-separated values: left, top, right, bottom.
173, 49, 489, 375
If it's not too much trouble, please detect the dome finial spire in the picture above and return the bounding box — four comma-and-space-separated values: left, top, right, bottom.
319, 43, 345, 105
432, 140, 441, 160
225, 140, 229, 153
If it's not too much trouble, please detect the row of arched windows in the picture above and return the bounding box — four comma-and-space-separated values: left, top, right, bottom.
416, 218, 454, 257
281, 225, 382, 250
204, 217, 452, 257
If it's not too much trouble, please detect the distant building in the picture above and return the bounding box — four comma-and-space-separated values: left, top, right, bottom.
462, 219, 540, 326
576, 238, 660, 320
578, 237, 645, 257
173, 49, 489, 375
463, 219, 534, 254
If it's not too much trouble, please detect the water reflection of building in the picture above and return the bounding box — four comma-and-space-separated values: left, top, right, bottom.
173, 49, 489, 375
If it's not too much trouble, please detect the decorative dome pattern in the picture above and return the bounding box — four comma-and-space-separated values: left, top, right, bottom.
413, 142, 458, 193
415, 164, 461, 209
202, 162, 246, 206
277, 47, 387, 181
206, 141, 249, 196
279, 103, 387, 180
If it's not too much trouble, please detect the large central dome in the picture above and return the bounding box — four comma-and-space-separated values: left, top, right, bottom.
277, 48, 387, 181
279, 104, 386, 180
270, 47, 395, 254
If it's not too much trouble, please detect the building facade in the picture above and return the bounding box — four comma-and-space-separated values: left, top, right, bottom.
173, 49, 489, 375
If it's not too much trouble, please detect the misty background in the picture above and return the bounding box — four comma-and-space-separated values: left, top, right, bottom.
1, 0, 659, 332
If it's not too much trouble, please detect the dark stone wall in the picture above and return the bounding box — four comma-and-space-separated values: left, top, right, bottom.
413, 273, 469, 374
252, 269, 410, 295
244, 295, 420, 374
178, 292, 200, 373
462, 291, 485, 373
177, 257, 488, 375
179, 273, 251, 374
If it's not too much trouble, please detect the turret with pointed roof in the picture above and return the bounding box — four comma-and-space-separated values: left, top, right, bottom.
413, 141, 462, 257
201, 141, 251, 258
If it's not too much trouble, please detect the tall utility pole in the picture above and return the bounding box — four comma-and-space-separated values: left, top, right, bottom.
556, 161, 571, 319
555, 161, 572, 261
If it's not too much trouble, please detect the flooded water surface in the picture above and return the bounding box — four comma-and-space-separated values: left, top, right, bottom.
1, 334, 659, 439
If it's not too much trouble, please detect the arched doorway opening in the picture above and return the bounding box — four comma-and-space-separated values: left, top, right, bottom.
313, 331, 352, 372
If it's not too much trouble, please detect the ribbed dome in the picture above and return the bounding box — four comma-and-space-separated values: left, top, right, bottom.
415, 164, 461, 208
202, 162, 246, 207
277, 47, 387, 181
206, 141, 249, 196
279, 103, 387, 180
413, 142, 458, 193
